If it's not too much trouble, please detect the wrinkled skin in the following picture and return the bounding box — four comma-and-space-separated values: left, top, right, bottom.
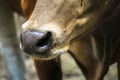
20, 0, 120, 80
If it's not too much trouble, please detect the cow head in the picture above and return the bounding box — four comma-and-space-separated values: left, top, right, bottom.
20, 0, 111, 60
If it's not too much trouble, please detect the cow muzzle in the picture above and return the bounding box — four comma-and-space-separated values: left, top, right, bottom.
20, 30, 55, 59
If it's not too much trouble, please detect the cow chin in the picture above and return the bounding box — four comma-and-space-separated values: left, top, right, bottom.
30, 53, 59, 60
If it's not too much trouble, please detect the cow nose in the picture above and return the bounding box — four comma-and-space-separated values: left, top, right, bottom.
20, 30, 53, 54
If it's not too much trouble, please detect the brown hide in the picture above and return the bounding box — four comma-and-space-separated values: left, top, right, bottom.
34, 57, 62, 80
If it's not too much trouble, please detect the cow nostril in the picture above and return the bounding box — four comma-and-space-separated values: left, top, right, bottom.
21, 31, 53, 54
36, 32, 52, 48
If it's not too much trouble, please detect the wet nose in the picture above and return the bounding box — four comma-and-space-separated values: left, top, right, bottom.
20, 30, 53, 54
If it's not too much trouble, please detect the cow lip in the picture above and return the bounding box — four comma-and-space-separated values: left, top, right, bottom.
30, 54, 60, 60
24, 45, 69, 60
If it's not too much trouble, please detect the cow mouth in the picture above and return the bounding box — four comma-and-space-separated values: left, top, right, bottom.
20, 41, 69, 60
30, 45, 69, 60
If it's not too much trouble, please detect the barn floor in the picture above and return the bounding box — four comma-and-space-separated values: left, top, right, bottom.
0, 53, 118, 80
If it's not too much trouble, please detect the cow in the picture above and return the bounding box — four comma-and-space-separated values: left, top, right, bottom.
3, 0, 120, 80
20, 0, 120, 80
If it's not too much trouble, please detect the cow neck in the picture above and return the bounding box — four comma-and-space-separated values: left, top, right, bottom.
33, 57, 62, 80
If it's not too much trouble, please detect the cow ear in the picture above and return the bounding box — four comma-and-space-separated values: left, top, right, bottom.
21, 0, 36, 19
